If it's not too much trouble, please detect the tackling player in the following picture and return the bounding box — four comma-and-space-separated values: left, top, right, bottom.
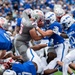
14, 9, 45, 62
0, 17, 12, 59
60, 14, 75, 75
33, 11, 69, 75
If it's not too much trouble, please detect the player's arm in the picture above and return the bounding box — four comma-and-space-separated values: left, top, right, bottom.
30, 44, 47, 51
52, 26, 68, 38
43, 69, 58, 75
15, 26, 20, 33
35, 27, 53, 37
29, 28, 44, 41
60, 32, 68, 38
69, 63, 75, 70
43, 61, 73, 75
0, 50, 6, 59
13, 26, 20, 36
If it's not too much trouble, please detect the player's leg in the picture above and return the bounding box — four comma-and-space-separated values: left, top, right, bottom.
69, 62, 75, 70
43, 42, 69, 75
26, 48, 47, 74
14, 40, 29, 62
18, 45, 29, 61
56, 42, 74, 75
57, 61, 74, 75
63, 49, 75, 75
55, 42, 69, 62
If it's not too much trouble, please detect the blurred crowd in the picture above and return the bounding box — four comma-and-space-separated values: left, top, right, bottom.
0, 0, 75, 18
0, 0, 75, 33
0, 0, 74, 33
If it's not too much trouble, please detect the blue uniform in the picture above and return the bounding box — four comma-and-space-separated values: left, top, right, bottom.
0, 28, 12, 51
44, 21, 69, 70
17, 18, 22, 27
65, 23, 75, 48
12, 61, 36, 75
48, 21, 64, 45
41, 27, 54, 46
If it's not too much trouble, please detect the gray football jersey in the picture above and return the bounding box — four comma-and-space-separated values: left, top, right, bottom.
15, 12, 34, 42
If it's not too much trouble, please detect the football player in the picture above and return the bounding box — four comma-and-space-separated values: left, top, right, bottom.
34, 11, 69, 75
14, 9, 45, 62
60, 14, 75, 75
0, 17, 12, 59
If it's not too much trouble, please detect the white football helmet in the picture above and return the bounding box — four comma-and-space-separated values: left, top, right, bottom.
25, 8, 33, 15
45, 11, 56, 26
54, 4, 62, 9
54, 8, 65, 17
0, 17, 8, 30
3, 69, 16, 75
60, 14, 74, 30
31, 9, 44, 21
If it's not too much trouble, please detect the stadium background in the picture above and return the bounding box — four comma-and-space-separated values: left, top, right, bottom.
0, 0, 75, 75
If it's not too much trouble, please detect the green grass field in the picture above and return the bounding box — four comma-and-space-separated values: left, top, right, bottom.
54, 71, 62, 75
54, 70, 75, 75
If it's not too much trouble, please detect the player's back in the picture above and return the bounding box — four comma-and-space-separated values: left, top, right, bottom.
12, 61, 36, 75
15, 12, 34, 42
0, 28, 12, 51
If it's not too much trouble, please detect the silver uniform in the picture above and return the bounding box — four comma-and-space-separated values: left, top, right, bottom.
14, 12, 34, 61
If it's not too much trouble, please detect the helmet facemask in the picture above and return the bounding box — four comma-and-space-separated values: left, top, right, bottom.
45, 19, 51, 27
45, 12, 56, 27
62, 22, 68, 30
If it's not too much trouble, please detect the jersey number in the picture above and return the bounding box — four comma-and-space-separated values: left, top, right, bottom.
69, 36, 75, 44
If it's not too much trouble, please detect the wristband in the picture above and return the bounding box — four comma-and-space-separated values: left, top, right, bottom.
35, 26, 39, 30
46, 43, 50, 46
58, 32, 61, 36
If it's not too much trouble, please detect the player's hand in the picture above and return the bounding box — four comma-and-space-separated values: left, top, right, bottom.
46, 42, 51, 46
53, 26, 59, 33
53, 26, 61, 35
32, 21, 38, 28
